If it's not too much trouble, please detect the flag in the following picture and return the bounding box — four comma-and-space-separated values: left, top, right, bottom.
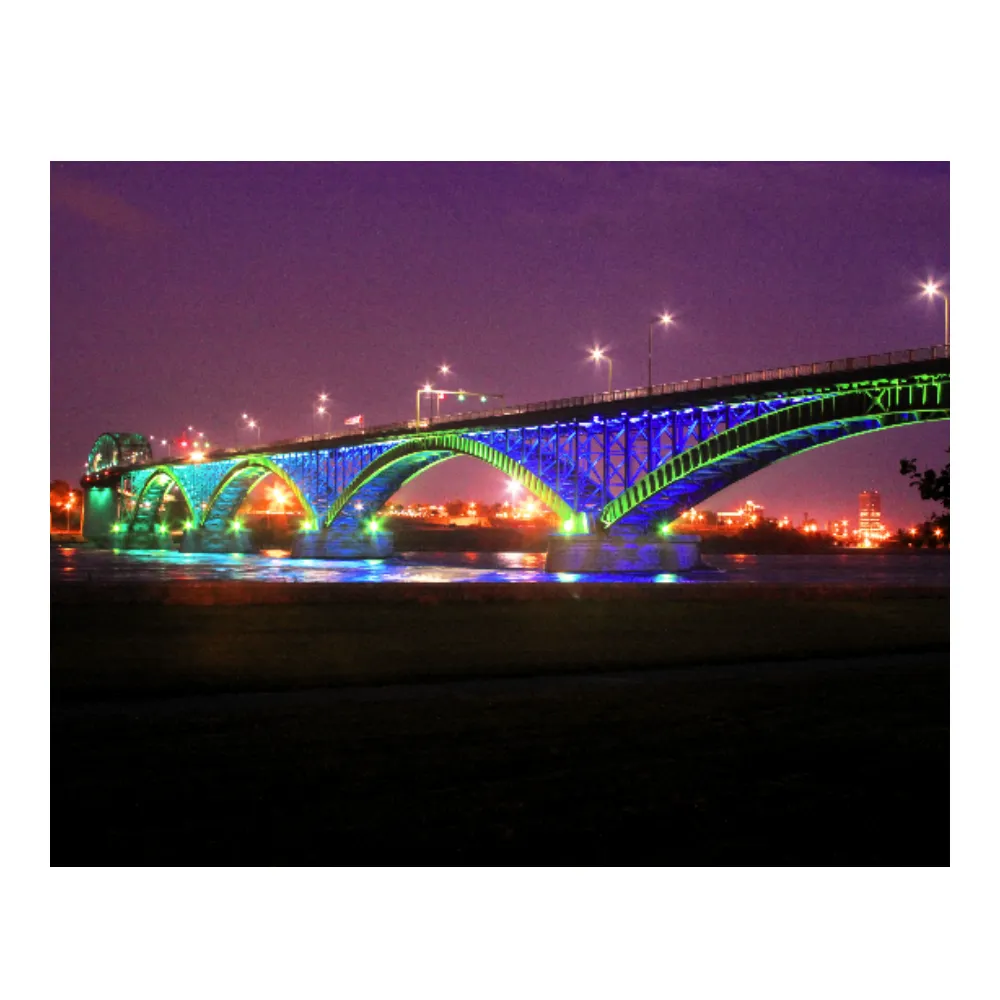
344, 414, 364, 427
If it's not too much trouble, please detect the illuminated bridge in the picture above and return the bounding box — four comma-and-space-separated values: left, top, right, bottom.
81, 345, 949, 572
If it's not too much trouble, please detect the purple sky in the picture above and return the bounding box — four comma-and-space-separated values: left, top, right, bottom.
50, 162, 949, 529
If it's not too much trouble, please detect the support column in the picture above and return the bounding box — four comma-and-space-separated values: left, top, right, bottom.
180, 528, 255, 554
81, 486, 117, 543
546, 530, 702, 574
291, 524, 394, 560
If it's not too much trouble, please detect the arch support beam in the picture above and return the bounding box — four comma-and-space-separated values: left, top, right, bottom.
324, 433, 577, 530
601, 381, 949, 533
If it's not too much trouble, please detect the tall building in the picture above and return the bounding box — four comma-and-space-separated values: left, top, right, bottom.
858, 490, 882, 537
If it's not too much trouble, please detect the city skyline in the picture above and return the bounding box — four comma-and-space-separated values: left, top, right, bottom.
51, 162, 949, 527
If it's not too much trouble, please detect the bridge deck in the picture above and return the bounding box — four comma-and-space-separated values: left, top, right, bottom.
84, 345, 949, 483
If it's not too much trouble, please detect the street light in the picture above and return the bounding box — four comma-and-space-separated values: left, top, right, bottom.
314, 405, 332, 438
435, 364, 454, 416
247, 418, 261, 444
416, 383, 434, 428
922, 280, 949, 349
648, 312, 674, 391
590, 347, 613, 394
236, 413, 250, 448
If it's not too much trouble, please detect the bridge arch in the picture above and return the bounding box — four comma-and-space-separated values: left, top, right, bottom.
324, 433, 576, 529
200, 457, 318, 531
124, 467, 199, 533
601, 382, 949, 532
87, 432, 153, 476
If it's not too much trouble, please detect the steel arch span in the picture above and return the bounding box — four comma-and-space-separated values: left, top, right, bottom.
324, 433, 577, 530
127, 467, 198, 534
601, 378, 949, 531
201, 457, 319, 532
82, 347, 949, 552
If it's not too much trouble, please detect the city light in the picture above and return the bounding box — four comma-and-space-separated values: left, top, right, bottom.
922, 279, 949, 348
589, 346, 613, 393
648, 312, 674, 390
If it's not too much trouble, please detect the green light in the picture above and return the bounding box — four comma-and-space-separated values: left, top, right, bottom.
230, 519, 242, 532
183, 520, 193, 531
300, 518, 317, 532
563, 518, 575, 534
367, 519, 381, 534
110, 523, 121, 534
659, 523, 671, 535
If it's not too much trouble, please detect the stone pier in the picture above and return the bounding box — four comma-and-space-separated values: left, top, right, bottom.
179, 529, 256, 555
546, 532, 702, 574
292, 528, 394, 560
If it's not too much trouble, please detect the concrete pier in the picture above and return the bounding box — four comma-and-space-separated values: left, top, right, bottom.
291, 529, 394, 560
180, 530, 256, 555
546, 533, 702, 574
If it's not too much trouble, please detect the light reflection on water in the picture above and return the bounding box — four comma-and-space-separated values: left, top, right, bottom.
51, 546, 950, 587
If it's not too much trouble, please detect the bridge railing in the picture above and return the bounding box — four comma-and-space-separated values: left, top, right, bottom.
428, 344, 948, 426
159, 345, 948, 465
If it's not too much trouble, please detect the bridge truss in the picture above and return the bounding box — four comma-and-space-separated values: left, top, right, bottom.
94, 354, 949, 542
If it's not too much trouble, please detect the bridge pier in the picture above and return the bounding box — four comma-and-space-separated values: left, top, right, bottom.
545, 532, 702, 575
291, 527, 394, 560
115, 529, 177, 551
180, 529, 256, 555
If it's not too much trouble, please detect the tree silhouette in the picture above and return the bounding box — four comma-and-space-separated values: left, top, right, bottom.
900, 455, 949, 535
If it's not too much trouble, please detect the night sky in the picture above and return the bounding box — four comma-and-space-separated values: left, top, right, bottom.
50, 162, 949, 528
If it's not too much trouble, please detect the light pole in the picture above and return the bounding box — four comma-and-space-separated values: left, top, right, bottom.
416, 384, 434, 428
417, 383, 501, 426
436, 364, 453, 417
314, 405, 332, 438
648, 312, 674, 392
922, 280, 949, 349
237, 414, 249, 448
590, 347, 613, 393
247, 418, 261, 444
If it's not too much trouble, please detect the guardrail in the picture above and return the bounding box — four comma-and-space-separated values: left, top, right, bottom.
138, 344, 950, 467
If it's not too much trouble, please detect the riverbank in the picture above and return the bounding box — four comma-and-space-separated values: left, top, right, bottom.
51, 581, 948, 700
51, 574, 950, 862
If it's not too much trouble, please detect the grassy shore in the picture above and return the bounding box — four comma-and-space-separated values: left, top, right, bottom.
50, 582, 949, 863
51, 582, 948, 699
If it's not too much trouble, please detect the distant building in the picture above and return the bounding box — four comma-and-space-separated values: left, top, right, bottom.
717, 499, 764, 530
858, 490, 882, 538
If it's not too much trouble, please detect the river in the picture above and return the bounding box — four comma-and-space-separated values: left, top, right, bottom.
50, 545, 950, 586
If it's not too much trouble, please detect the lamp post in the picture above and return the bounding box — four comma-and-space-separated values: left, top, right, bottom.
416, 384, 433, 428
590, 347, 613, 394
247, 418, 261, 444
237, 413, 250, 448
648, 312, 674, 392
922, 280, 949, 350
314, 405, 332, 438
417, 383, 500, 426
436, 364, 453, 417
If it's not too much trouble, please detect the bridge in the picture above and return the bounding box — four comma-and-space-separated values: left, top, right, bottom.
81, 345, 949, 573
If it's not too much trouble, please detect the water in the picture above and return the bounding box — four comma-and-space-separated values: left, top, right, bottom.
50, 546, 950, 587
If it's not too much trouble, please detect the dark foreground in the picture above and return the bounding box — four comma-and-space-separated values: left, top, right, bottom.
51, 584, 949, 863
